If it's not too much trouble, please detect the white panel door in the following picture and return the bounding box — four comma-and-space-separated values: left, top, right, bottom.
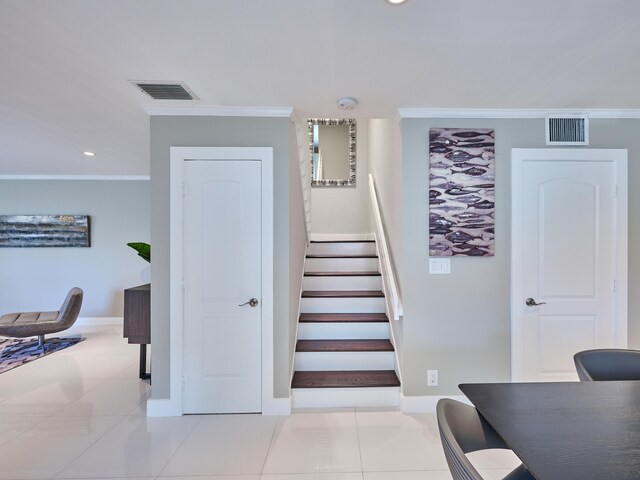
512, 149, 626, 382
183, 160, 262, 413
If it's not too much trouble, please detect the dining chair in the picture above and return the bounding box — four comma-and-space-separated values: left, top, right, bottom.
574, 349, 640, 381
436, 399, 534, 480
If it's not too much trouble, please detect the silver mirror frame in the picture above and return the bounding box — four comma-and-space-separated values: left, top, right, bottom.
308, 118, 357, 187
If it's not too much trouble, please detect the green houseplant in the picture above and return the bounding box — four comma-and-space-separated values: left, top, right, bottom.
127, 242, 150, 263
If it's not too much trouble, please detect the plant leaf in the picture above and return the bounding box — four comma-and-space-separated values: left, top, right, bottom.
127, 242, 151, 263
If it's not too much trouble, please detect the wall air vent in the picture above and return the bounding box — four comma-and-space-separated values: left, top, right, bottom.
131, 81, 198, 100
546, 114, 589, 145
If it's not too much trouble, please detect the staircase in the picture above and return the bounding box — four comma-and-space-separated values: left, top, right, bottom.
291, 239, 401, 408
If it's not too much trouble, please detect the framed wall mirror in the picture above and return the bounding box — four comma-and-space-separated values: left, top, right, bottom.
308, 118, 356, 187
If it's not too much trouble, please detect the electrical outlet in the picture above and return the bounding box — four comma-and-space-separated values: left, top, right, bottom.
427, 369, 438, 387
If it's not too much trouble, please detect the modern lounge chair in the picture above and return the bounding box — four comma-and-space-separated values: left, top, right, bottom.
0, 287, 83, 347
574, 349, 640, 381
436, 398, 534, 480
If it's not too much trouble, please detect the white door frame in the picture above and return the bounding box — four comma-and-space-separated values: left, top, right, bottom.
164, 146, 278, 415
510, 148, 628, 381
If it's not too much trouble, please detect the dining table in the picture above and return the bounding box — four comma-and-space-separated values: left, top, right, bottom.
459, 381, 640, 480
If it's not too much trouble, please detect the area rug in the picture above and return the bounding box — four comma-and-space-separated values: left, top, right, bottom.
0, 336, 84, 374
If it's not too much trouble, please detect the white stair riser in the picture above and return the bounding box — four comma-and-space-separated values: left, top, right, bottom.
295, 351, 395, 371
298, 322, 389, 340
305, 257, 379, 272
292, 387, 400, 409
301, 297, 386, 313
303, 276, 382, 291
308, 242, 377, 256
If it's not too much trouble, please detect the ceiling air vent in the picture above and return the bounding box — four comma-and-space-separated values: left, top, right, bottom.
131, 81, 198, 100
546, 114, 589, 145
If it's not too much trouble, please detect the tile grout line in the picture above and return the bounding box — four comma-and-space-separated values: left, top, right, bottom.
51, 414, 130, 479
353, 408, 366, 478
155, 414, 205, 478
259, 415, 284, 475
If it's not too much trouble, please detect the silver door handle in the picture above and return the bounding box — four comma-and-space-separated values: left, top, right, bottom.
238, 298, 259, 307
525, 297, 547, 307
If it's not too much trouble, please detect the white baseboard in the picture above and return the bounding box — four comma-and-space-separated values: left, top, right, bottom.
292, 387, 400, 409
400, 394, 471, 413
309, 233, 374, 242
147, 396, 291, 417
263, 397, 292, 415
146, 398, 182, 417
76, 316, 123, 326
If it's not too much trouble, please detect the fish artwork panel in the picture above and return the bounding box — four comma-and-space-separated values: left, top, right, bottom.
429, 128, 495, 256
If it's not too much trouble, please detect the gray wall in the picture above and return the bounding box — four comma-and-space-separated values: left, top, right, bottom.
368, 117, 405, 373
150, 116, 292, 400
401, 117, 640, 396
0, 180, 150, 316
368, 118, 403, 288
311, 121, 371, 236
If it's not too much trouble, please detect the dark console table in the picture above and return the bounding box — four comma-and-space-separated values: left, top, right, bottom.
123, 283, 150, 379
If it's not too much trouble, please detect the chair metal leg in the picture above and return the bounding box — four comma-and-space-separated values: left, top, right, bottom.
38, 334, 45, 347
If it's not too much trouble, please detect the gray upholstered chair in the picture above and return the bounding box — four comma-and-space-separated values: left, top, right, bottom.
436, 399, 534, 480
0, 287, 83, 347
574, 349, 640, 381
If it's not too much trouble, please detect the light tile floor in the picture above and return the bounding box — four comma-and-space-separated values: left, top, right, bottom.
0, 325, 520, 480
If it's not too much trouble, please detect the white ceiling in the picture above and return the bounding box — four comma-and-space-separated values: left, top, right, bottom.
2, 0, 639, 176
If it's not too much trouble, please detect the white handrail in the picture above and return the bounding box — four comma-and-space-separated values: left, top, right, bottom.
369, 174, 403, 320
293, 118, 312, 240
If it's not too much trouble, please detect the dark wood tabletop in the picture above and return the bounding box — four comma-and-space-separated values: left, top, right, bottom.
460, 381, 640, 480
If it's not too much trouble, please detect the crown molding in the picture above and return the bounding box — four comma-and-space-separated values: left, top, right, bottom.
0, 175, 150, 181
397, 108, 640, 119
144, 105, 294, 117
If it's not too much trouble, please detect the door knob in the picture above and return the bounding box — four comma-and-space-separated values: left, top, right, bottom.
238, 298, 259, 307
525, 297, 547, 307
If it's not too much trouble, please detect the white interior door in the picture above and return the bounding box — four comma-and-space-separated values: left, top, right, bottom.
183, 159, 262, 413
511, 148, 627, 382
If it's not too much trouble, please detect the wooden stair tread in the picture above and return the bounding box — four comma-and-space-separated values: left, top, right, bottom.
310, 240, 375, 244
296, 339, 394, 352
306, 254, 378, 259
302, 290, 384, 298
304, 271, 381, 277
292, 370, 400, 388
299, 313, 389, 323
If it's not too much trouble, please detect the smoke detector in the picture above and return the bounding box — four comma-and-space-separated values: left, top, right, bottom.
337, 97, 358, 110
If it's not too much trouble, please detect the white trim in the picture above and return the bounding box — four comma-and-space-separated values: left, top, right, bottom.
265, 397, 291, 415
292, 387, 400, 409
369, 175, 403, 321
309, 233, 374, 242
160, 146, 276, 417
75, 316, 122, 326
400, 394, 471, 413
145, 105, 293, 118
146, 398, 181, 417
510, 148, 628, 382
0, 175, 149, 181
398, 108, 640, 119
288, 243, 308, 395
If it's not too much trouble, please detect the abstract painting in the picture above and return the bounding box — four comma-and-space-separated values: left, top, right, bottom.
429, 128, 495, 256
0, 215, 90, 247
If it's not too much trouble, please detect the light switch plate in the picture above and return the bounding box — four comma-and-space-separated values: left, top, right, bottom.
429, 258, 451, 274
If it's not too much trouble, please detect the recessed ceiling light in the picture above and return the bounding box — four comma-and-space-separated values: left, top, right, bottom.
386, 0, 408, 4
83, 151, 96, 157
